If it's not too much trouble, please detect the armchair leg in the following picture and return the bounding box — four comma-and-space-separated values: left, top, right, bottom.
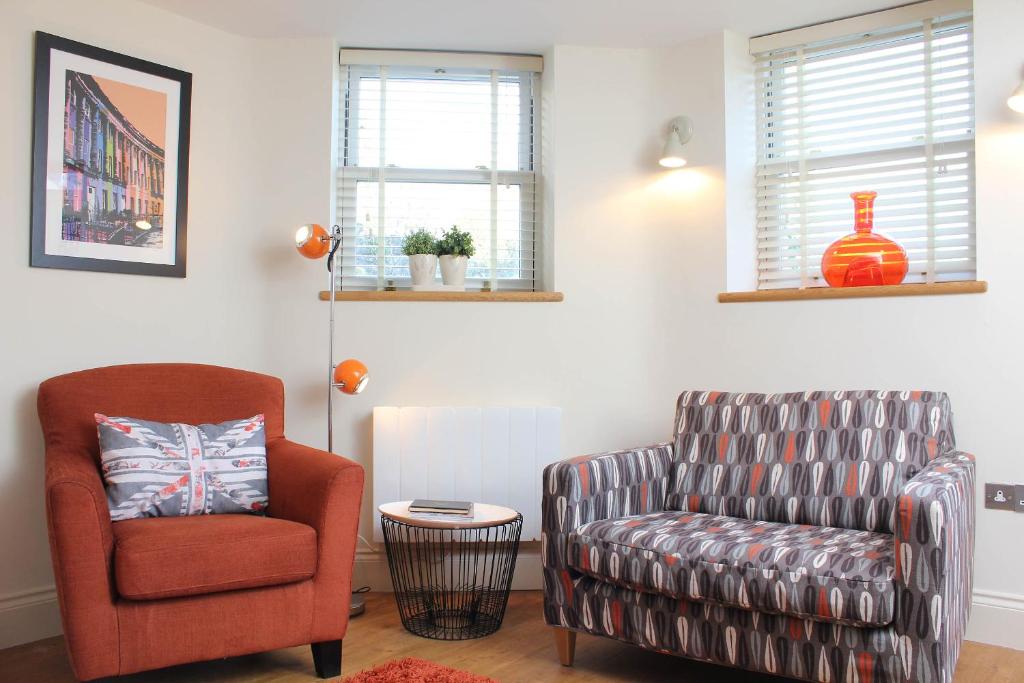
552, 627, 576, 667
311, 639, 342, 679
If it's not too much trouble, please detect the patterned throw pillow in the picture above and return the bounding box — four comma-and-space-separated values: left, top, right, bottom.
95, 413, 268, 521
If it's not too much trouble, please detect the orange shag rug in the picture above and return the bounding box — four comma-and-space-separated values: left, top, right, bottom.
341, 658, 497, 683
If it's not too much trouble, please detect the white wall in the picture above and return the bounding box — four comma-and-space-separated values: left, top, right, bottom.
0, 0, 273, 647
2, 0, 1023, 654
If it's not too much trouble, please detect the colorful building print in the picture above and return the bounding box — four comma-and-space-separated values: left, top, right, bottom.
62, 71, 165, 248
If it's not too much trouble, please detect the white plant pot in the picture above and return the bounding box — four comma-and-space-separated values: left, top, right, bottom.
439, 255, 468, 288
408, 254, 438, 286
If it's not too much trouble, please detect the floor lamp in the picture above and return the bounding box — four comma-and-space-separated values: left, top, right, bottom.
294, 223, 370, 617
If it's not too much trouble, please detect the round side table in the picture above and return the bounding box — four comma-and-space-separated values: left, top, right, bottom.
379, 501, 522, 640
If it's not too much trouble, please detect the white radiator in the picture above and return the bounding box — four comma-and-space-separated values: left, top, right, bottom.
372, 407, 562, 542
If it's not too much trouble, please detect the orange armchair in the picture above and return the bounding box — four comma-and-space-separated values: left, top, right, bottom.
39, 364, 364, 681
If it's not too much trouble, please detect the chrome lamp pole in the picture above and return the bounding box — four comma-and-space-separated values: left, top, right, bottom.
327, 225, 339, 453
293, 223, 371, 618
294, 223, 370, 452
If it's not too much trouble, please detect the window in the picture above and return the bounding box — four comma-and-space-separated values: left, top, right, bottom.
336, 50, 542, 291
753, 1, 975, 290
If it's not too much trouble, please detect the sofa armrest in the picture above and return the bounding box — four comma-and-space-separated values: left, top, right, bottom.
541, 442, 674, 573
45, 450, 120, 680
894, 450, 975, 683
266, 439, 364, 643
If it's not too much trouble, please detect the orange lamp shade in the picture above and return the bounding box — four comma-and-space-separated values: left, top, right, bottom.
333, 359, 369, 395
295, 224, 331, 259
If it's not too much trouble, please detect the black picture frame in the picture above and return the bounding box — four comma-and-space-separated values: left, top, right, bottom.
30, 32, 192, 277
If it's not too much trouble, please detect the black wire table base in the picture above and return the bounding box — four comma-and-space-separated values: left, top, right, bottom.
381, 513, 523, 640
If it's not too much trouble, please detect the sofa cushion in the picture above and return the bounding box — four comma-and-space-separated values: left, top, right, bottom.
568, 510, 895, 627
666, 390, 955, 533
113, 514, 317, 600
96, 413, 268, 521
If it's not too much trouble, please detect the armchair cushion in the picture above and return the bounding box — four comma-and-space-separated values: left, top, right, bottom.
113, 514, 316, 600
97, 413, 269, 520
568, 510, 896, 627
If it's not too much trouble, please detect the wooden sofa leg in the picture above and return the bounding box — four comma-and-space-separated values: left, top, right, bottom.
552, 628, 576, 667
311, 639, 342, 679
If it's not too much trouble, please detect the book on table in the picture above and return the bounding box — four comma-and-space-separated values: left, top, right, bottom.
408, 499, 473, 515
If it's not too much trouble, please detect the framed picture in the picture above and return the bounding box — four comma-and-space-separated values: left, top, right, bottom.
30, 32, 192, 277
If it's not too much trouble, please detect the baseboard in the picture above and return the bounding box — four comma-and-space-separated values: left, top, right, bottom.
352, 548, 392, 592
2, 575, 1021, 652
966, 590, 1024, 650
0, 585, 61, 649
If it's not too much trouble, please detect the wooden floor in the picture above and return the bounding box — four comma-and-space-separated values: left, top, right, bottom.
1, 592, 1022, 682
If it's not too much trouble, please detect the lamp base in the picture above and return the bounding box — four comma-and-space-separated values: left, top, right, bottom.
350, 593, 366, 618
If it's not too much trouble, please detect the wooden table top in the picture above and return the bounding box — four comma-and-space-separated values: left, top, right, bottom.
378, 501, 520, 529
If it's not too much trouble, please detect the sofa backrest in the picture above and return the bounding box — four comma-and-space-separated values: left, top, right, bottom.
664, 390, 954, 533
38, 363, 285, 467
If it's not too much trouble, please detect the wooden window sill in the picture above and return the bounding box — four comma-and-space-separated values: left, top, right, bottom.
718, 281, 987, 303
318, 290, 564, 302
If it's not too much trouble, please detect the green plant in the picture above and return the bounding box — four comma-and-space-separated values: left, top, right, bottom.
436, 226, 476, 258
401, 229, 439, 256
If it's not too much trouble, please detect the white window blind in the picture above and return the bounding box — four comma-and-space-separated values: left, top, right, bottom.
753, 2, 975, 290
336, 51, 541, 291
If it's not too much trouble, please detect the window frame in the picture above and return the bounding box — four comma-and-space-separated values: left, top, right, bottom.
750, 0, 976, 292
336, 62, 540, 292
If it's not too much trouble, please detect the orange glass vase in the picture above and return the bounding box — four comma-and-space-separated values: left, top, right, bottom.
821, 191, 908, 287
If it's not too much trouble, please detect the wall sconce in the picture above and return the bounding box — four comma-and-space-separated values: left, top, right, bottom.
659, 116, 693, 168
1008, 73, 1024, 113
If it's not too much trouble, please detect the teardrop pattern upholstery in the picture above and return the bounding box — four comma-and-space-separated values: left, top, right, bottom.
568, 510, 895, 627
541, 390, 975, 683
666, 391, 955, 533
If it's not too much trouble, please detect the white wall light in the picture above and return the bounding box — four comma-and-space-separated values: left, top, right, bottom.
659, 116, 693, 168
1009, 76, 1024, 113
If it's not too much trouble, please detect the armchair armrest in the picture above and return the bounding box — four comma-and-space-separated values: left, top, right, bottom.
266, 439, 364, 643
541, 442, 674, 573
541, 442, 674, 628
44, 450, 119, 681
894, 450, 975, 683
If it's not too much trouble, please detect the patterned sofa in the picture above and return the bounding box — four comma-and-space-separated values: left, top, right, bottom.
542, 391, 975, 683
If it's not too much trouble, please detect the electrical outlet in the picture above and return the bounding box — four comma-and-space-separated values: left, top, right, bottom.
985, 483, 1016, 511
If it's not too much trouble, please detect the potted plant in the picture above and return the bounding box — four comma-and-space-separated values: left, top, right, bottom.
436, 226, 475, 288
402, 229, 439, 286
